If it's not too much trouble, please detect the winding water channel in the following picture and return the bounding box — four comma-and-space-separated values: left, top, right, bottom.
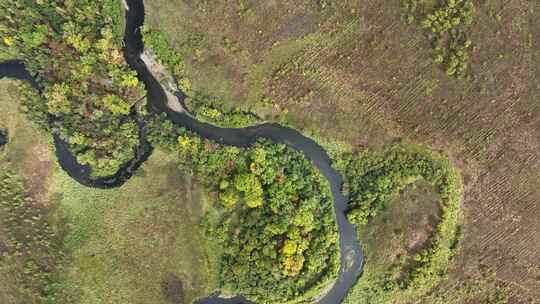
0, 1, 364, 303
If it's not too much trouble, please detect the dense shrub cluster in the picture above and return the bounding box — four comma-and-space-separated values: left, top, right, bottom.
401, 0, 422, 25
422, 0, 474, 78
339, 144, 463, 302
421, 0, 474, 34
185, 93, 261, 128
434, 32, 472, 78
0, 0, 145, 177
0, 169, 72, 303
147, 115, 339, 303
402, 0, 475, 79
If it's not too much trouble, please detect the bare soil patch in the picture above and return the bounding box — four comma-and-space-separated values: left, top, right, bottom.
161, 274, 185, 304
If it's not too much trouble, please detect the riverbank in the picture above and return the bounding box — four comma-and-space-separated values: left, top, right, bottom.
140, 48, 187, 114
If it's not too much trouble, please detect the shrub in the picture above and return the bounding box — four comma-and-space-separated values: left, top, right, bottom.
402, 0, 475, 78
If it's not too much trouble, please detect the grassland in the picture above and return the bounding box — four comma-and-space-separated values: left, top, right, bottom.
47, 149, 220, 304
0, 79, 56, 304
0, 78, 219, 304
0, 79, 53, 202
145, 0, 540, 302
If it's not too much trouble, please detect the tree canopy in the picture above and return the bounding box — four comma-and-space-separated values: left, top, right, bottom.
147, 115, 339, 303
0, 0, 145, 177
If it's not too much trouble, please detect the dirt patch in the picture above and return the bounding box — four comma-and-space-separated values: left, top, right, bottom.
406, 212, 438, 253
161, 273, 185, 304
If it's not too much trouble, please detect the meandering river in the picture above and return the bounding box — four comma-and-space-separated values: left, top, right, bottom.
0, 1, 364, 303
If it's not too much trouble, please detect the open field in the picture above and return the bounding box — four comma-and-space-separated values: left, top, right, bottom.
48, 149, 219, 304
0, 79, 57, 304
0, 78, 219, 304
0, 79, 53, 203
145, 0, 540, 302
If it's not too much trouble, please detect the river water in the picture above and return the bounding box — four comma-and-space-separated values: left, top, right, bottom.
0, 1, 364, 303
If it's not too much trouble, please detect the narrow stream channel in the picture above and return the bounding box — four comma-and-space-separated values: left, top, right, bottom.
0, 1, 364, 303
